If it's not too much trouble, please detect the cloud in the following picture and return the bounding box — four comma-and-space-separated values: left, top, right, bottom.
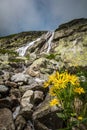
0, 0, 87, 36
49, 0, 87, 27
34, 0, 87, 29
0, 0, 42, 36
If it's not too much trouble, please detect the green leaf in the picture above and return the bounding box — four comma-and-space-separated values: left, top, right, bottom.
81, 118, 87, 123
57, 113, 66, 119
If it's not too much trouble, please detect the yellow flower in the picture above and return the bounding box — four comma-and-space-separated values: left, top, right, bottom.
57, 79, 64, 84
48, 73, 57, 83
43, 81, 49, 88
50, 98, 59, 106
65, 74, 79, 85
74, 87, 85, 94
49, 86, 58, 96
78, 116, 83, 120
55, 71, 60, 79
71, 75, 79, 85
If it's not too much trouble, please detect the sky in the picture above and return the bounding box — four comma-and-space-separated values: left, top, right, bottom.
0, 0, 87, 36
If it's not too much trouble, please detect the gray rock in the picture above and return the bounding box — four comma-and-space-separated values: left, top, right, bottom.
19, 85, 32, 93
33, 95, 63, 130
30, 53, 37, 62
26, 57, 46, 77
10, 88, 21, 99
21, 98, 33, 108
33, 95, 61, 120
17, 82, 24, 86
34, 120, 50, 130
19, 82, 44, 93
24, 120, 34, 130
34, 90, 44, 105
21, 90, 34, 107
27, 76, 35, 85
34, 77, 45, 83
32, 95, 51, 120
24, 126, 33, 130
28, 82, 43, 91
15, 115, 26, 130
0, 108, 15, 130
24, 125, 32, 130
0, 77, 4, 85
11, 73, 29, 83
0, 70, 4, 75
5, 81, 17, 88
0, 85, 9, 93
22, 90, 34, 99
20, 105, 33, 120
0, 98, 12, 108
3, 71, 10, 81
20, 90, 34, 120
26, 68, 40, 77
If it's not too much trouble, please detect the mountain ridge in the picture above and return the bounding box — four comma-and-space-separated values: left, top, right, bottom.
0, 18, 87, 67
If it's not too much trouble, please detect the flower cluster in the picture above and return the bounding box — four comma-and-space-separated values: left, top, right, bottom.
43, 71, 86, 129
44, 71, 79, 87
44, 72, 85, 102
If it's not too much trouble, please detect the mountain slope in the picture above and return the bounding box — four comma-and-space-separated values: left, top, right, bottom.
0, 18, 87, 130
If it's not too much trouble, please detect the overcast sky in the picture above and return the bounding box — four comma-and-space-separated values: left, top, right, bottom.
0, 0, 87, 36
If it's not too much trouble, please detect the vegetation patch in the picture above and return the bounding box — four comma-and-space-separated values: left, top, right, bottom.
43, 66, 87, 130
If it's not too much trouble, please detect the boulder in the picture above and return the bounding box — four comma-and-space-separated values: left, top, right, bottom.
33, 95, 63, 130
20, 106, 33, 120
11, 73, 29, 83
15, 115, 26, 130
34, 90, 44, 105
0, 108, 15, 130
3, 71, 10, 81
0, 85, 9, 94
21, 90, 34, 108
19, 82, 44, 93
27, 69, 40, 77
0, 98, 12, 109
26, 57, 46, 77
5, 81, 17, 88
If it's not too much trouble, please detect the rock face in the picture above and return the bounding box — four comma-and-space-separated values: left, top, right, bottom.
0, 18, 87, 130
53, 18, 87, 67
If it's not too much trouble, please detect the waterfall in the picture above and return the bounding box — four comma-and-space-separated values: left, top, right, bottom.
16, 31, 55, 56
16, 37, 41, 56
46, 31, 54, 53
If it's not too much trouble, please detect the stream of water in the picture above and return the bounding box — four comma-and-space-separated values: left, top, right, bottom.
46, 31, 54, 53
16, 38, 41, 56
16, 31, 54, 56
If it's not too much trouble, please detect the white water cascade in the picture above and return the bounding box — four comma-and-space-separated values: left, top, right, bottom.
46, 31, 54, 53
16, 31, 55, 56
16, 37, 41, 56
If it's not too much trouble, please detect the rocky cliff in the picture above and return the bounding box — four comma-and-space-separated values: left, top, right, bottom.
0, 18, 87, 130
